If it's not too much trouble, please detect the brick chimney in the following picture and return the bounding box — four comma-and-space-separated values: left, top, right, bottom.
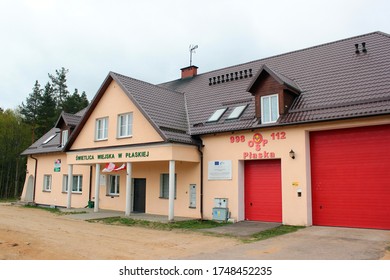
181, 65, 198, 79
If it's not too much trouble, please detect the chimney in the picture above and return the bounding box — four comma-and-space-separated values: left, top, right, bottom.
181, 65, 198, 79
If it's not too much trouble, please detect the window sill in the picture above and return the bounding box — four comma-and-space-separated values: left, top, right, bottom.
42, 190, 51, 193
95, 138, 108, 142
159, 197, 177, 200
117, 135, 133, 139
106, 194, 119, 198
61, 192, 82, 195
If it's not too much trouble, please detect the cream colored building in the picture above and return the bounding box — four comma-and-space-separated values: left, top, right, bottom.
21, 32, 390, 229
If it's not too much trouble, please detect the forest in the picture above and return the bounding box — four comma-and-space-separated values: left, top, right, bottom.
0, 67, 89, 199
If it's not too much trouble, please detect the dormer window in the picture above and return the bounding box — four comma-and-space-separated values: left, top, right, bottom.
261, 94, 279, 123
61, 130, 68, 147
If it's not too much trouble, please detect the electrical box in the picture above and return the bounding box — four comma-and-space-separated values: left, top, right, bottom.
214, 198, 228, 208
212, 207, 229, 221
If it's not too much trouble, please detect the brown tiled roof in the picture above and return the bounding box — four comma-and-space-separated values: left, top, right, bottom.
21, 128, 61, 155
160, 31, 390, 135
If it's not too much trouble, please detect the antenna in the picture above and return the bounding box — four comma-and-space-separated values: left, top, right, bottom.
189, 44, 198, 66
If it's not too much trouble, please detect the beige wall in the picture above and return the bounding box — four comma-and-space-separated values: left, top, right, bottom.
71, 80, 163, 150
201, 116, 390, 225
21, 153, 91, 208
89, 161, 201, 218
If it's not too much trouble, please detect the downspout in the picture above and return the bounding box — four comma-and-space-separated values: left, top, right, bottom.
197, 141, 204, 220
30, 155, 38, 203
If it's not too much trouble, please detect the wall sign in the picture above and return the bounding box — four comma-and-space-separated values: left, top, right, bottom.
75, 151, 150, 161
208, 160, 232, 180
229, 131, 287, 159
54, 159, 61, 172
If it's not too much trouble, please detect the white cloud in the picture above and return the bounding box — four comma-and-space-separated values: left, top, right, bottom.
1, 0, 389, 109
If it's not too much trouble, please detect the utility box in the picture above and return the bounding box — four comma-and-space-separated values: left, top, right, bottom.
212, 207, 229, 221
214, 198, 228, 208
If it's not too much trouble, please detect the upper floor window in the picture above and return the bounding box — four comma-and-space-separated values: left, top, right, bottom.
95, 117, 108, 140
61, 129, 68, 147
117, 113, 133, 138
261, 94, 279, 124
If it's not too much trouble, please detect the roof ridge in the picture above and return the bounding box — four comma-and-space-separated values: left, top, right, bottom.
110, 71, 185, 96
170, 31, 388, 80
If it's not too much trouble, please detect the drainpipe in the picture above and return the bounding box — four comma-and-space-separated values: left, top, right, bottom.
197, 141, 204, 220
30, 155, 38, 203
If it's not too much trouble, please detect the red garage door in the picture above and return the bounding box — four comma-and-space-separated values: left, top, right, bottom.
245, 159, 282, 222
311, 124, 390, 230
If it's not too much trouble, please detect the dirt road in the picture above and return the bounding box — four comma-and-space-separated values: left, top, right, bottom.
0, 204, 239, 260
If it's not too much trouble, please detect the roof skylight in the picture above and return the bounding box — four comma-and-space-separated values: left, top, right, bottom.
42, 134, 56, 145
227, 104, 247, 120
207, 108, 227, 122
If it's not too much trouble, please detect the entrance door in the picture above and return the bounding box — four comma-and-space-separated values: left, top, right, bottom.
310, 124, 390, 230
133, 178, 146, 213
245, 159, 282, 222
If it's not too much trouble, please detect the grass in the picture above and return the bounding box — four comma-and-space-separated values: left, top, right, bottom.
23, 204, 87, 215
0, 198, 18, 203
94, 216, 305, 242
242, 225, 305, 243
93, 217, 228, 231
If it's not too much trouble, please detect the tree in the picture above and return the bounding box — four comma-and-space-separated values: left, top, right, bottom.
19, 80, 42, 143
0, 109, 30, 199
36, 82, 57, 137
62, 89, 89, 114
49, 67, 69, 112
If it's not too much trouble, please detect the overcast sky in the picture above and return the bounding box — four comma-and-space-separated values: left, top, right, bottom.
1, 0, 389, 110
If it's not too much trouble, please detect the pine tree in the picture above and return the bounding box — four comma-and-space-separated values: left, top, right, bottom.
36, 82, 57, 137
63, 89, 90, 114
49, 67, 69, 112
19, 80, 42, 143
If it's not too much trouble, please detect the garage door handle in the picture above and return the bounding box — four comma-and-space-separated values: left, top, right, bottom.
250, 203, 253, 206
320, 205, 323, 209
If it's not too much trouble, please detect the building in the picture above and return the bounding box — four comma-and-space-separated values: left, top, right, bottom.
21, 31, 390, 230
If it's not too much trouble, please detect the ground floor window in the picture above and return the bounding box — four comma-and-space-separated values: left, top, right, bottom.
43, 175, 52, 192
62, 175, 83, 193
159, 173, 176, 199
108, 175, 120, 195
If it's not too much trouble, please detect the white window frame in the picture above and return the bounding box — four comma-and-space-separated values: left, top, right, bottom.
43, 175, 52, 192
108, 175, 120, 196
61, 129, 69, 147
117, 112, 133, 138
159, 173, 177, 199
261, 94, 279, 124
95, 117, 108, 141
62, 175, 83, 193
207, 108, 227, 122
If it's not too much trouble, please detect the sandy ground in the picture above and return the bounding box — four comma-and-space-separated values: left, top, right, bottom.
0, 204, 239, 260
1, 204, 389, 260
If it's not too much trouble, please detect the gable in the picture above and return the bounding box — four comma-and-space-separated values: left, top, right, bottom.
69, 80, 164, 150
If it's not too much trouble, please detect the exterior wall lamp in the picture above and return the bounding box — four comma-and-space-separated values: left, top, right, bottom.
289, 149, 295, 159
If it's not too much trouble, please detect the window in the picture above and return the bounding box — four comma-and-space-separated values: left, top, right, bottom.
207, 108, 227, 122
117, 113, 133, 138
261, 94, 279, 123
227, 104, 247, 120
95, 117, 108, 140
61, 130, 68, 147
43, 175, 52, 191
42, 134, 56, 144
62, 175, 83, 193
108, 175, 120, 195
160, 174, 177, 199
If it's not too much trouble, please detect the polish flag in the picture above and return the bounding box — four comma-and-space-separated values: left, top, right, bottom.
113, 164, 126, 172
102, 162, 115, 172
